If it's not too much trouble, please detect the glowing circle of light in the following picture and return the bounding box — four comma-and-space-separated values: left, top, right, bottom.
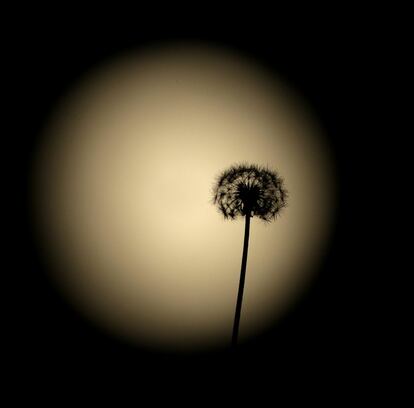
31, 43, 336, 352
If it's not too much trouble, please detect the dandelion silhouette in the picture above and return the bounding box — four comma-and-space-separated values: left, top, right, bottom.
213, 163, 288, 347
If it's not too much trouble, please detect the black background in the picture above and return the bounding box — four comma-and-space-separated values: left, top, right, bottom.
9, 8, 389, 395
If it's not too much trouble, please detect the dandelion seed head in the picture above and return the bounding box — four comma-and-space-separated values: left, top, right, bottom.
213, 163, 288, 222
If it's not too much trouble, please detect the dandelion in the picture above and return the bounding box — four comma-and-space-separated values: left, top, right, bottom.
213, 163, 288, 347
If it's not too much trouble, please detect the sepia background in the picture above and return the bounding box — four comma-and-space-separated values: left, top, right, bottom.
30, 43, 337, 352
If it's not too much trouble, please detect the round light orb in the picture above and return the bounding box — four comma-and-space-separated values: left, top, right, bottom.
31, 43, 336, 352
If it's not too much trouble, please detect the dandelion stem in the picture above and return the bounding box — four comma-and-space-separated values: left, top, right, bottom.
232, 212, 251, 347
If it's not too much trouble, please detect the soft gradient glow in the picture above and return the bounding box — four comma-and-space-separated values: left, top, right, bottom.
31, 43, 336, 351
